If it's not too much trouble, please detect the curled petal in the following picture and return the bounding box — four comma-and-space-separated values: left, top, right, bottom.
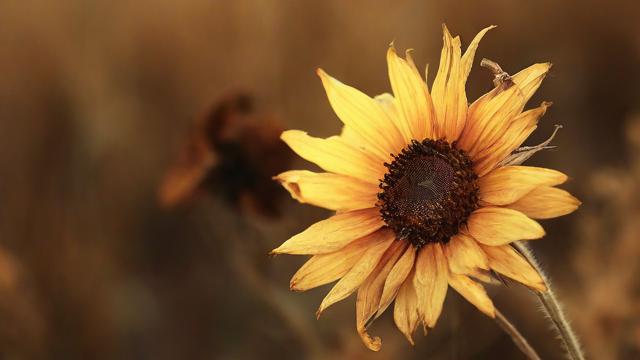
394, 269, 420, 345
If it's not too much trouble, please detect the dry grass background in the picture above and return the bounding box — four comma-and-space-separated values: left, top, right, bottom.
0, 0, 639, 359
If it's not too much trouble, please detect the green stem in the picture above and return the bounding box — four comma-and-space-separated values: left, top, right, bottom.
513, 241, 585, 360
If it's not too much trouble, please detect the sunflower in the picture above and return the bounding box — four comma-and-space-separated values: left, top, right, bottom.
272, 25, 580, 351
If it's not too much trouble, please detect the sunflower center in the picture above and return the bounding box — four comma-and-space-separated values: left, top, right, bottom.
377, 139, 479, 249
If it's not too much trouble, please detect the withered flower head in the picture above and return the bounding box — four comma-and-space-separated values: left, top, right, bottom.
159, 93, 293, 218
271, 25, 581, 350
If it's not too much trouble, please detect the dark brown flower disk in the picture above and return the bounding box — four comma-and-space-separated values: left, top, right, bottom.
377, 139, 479, 249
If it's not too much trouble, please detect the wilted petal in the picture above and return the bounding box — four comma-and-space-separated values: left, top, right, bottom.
467, 207, 545, 246
479, 166, 567, 206
507, 186, 581, 219
275, 170, 379, 211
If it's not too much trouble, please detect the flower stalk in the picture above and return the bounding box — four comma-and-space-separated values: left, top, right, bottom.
513, 241, 585, 360
494, 308, 541, 360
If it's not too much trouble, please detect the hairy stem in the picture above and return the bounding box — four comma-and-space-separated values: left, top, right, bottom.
495, 308, 541, 360
513, 241, 585, 360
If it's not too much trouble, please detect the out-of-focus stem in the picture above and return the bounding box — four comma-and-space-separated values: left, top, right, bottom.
494, 308, 541, 360
513, 241, 585, 360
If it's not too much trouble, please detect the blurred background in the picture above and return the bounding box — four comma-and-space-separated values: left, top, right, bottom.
1, 0, 639, 359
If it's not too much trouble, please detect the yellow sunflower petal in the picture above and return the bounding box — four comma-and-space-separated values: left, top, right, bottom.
387, 46, 434, 141
414, 243, 448, 328
272, 208, 383, 255
482, 244, 546, 292
280, 130, 386, 184
275, 170, 378, 211
444, 233, 489, 275
376, 244, 416, 320
317, 69, 404, 160
432, 25, 465, 142
356, 240, 407, 351
479, 166, 568, 206
316, 229, 394, 317
474, 102, 550, 176
289, 235, 379, 291
467, 207, 545, 246
394, 269, 419, 345
460, 26, 496, 80
448, 273, 496, 317
458, 62, 552, 158
507, 186, 581, 219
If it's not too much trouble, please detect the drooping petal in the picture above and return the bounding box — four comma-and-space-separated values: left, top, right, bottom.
316, 229, 395, 317
275, 170, 379, 211
271, 208, 383, 255
281, 130, 386, 184
474, 102, 550, 176
506, 186, 581, 219
431, 25, 465, 142
448, 273, 496, 317
394, 269, 420, 345
376, 245, 416, 319
290, 236, 374, 291
467, 207, 545, 246
387, 46, 434, 141
317, 69, 405, 160
479, 166, 568, 206
458, 63, 552, 158
482, 244, 546, 291
413, 243, 448, 328
444, 233, 489, 275
356, 240, 407, 351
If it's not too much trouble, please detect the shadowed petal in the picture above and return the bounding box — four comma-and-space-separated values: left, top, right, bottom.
444, 233, 489, 274
414, 243, 448, 328
394, 269, 419, 345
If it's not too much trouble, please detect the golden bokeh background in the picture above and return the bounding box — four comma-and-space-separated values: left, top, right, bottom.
1, 1, 639, 359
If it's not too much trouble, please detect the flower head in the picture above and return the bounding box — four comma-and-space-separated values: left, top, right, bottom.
272, 26, 580, 350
